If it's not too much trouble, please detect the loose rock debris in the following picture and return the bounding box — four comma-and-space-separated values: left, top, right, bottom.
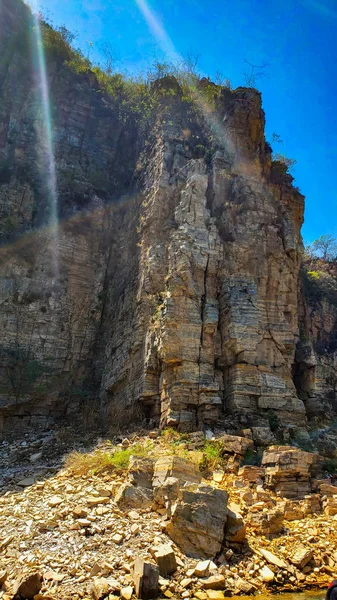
1, 431, 337, 600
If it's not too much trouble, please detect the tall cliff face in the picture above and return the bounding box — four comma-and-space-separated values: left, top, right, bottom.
0, 0, 335, 435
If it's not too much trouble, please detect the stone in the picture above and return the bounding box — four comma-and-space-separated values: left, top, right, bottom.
323, 497, 337, 516
250, 427, 276, 446
153, 544, 177, 577
259, 549, 287, 569
290, 547, 313, 569
201, 575, 226, 590
224, 503, 246, 543
112, 533, 124, 544
73, 506, 89, 518
44, 571, 65, 582
133, 559, 159, 600
87, 496, 110, 506
205, 592, 225, 600
282, 500, 304, 521
237, 466, 264, 484
259, 565, 274, 583
115, 483, 153, 510
235, 578, 255, 594
48, 496, 63, 507
248, 507, 283, 535
121, 586, 133, 600
17, 478, 35, 488
262, 446, 322, 499
320, 483, 337, 497
152, 456, 202, 488
194, 561, 212, 578
29, 452, 42, 464
194, 593, 208, 600
128, 457, 155, 488
166, 483, 228, 558
90, 577, 120, 600
217, 434, 253, 456
212, 471, 224, 484
0, 570, 8, 586
13, 573, 42, 600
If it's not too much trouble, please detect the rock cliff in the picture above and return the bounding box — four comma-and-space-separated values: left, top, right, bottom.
0, 0, 335, 436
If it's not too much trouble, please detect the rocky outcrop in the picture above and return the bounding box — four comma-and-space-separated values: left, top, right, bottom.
262, 446, 322, 499
0, 0, 335, 436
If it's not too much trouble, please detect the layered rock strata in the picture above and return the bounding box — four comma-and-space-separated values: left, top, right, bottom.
0, 0, 335, 435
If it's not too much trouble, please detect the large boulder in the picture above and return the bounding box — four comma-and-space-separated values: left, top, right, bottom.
115, 483, 153, 509
128, 456, 154, 488
133, 559, 159, 600
262, 445, 322, 499
166, 483, 228, 558
152, 455, 202, 487
217, 434, 253, 456
115, 457, 155, 509
224, 503, 246, 543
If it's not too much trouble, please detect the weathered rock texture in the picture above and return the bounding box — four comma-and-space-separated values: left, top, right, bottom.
0, 0, 335, 435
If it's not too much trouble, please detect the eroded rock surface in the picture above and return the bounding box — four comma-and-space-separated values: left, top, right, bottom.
0, 0, 336, 436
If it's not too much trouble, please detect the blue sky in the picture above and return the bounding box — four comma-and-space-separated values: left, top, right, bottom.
28, 0, 336, 243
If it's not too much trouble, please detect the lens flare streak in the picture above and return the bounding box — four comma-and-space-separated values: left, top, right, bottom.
30, 2, 59, 277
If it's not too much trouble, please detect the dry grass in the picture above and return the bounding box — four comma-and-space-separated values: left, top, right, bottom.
65, 441, 153, 475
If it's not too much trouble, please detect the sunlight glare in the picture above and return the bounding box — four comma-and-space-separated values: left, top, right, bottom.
29, 0, 59, 278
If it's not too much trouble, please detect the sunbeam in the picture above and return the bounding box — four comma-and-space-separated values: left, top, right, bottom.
134, 0, 238, 162
29, 1, 59, 278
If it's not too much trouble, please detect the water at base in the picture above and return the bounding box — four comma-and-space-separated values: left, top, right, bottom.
236, 592, 325, 600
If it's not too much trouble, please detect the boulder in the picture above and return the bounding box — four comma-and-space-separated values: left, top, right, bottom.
166, 483, 228, 558
90, 577, 120, 600
237, 465, 264, 484
128, 457, 155, 488
224, 503, 246, 543
250, 427, 276, 446
248, 507, 283, 535
152, 456, 201, 488
217, 434, 253, 456
201, 575, 227, 590
12, 573, 42, 600
153, 544, 177, 577
320, 483, 337, 497
133, 559, 159, 600
260, 548, 287, 569
262, 445, 322, 499
323, 497, 337, 516
290, 547, 313, 569
282, 500, 304, 521
115, 482, 153, 509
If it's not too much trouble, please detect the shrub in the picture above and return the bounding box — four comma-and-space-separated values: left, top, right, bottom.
201, 441, 222, 471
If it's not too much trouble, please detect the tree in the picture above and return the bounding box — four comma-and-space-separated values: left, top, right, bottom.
243, 59, 269, 87
310, 235, 337, 261
272, 153, 297, 172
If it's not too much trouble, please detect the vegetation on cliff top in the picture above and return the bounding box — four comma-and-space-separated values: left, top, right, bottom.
302, 235, 337, 309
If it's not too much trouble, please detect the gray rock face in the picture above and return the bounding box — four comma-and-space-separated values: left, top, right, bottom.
0, 0, 335, 436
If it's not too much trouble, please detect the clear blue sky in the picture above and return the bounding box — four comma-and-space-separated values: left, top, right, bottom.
28, 0, 337, 243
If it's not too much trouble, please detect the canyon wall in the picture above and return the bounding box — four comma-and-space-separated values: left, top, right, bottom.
0, 0, 335, 435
